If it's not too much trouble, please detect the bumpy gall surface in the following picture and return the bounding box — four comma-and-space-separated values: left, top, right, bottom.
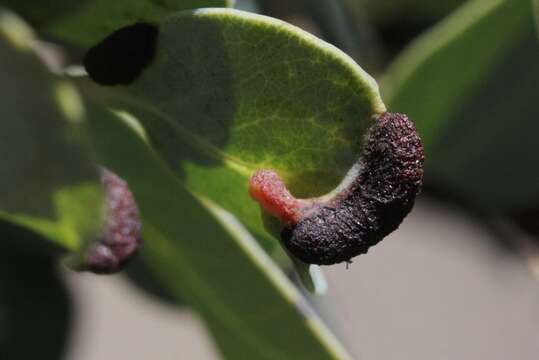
249, 112, 424, 265
85, 168, 142, 274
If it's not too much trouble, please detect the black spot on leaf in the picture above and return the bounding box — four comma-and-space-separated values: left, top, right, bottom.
83, 23, 158, 86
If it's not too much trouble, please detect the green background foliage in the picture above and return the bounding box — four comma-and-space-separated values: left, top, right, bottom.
4, 0, 234, 46
383, 0, 539, 212
1, 0, 539, 359
0, 14, 103, 251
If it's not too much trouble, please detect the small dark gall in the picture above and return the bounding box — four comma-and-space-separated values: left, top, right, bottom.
83, 168, 142, 274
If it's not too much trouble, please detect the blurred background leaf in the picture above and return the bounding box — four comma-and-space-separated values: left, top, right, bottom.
234, 0, 259, 12
355, 0, 465, 22
124, 253, 179, 306
85, 106, 352, 359
534, 0, 539, 39
258, 0, 369, 65
0, 10, 103, 251
3, 0, 234, 48
82, 8, 386, 263
382, 0, 538, 213
348, 0, 467, 58
0, 220, 72, 360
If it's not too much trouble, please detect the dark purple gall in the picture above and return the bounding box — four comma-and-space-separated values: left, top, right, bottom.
84, 168, 142, 274
249, 112, 424, 265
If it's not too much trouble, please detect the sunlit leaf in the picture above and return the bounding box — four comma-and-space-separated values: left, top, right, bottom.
82, 8, 386, 260
86, 106, 353, 360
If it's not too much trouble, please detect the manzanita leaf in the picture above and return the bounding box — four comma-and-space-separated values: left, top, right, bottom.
0, 221, 72, 360
382, 0, 538, 212
81, 8, 386, 260
0, 10, 103, 251
124, 254, 181, 306
85, 106, 353, 360
3, 0, 235, 47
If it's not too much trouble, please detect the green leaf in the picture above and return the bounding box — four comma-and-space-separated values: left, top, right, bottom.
534, 0, 539, 39
4, 0, 235, 47
0, 10, 103, 251
82, 8, 386, 257
86, 106, 352, 360
0, 1, 80, 29
0, 221, 72, 360
382, 0, 539, 211
124, 254, 180, 306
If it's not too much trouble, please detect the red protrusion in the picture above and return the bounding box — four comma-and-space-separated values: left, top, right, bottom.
248, 169, 303, 226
